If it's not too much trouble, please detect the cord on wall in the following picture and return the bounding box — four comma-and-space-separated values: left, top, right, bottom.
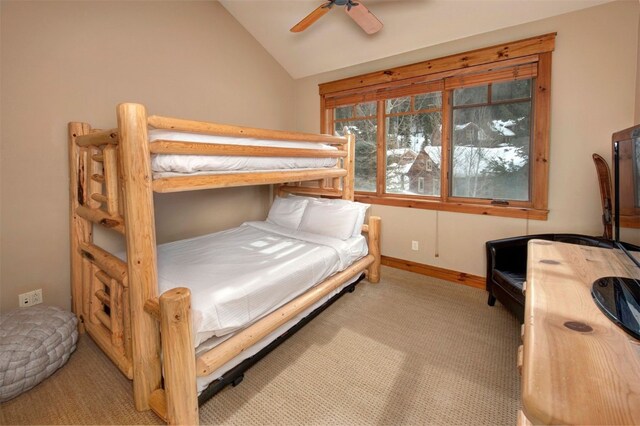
434, 210, 440, 258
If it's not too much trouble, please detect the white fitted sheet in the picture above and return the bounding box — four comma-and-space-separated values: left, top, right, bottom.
149, 129, 338, 177
156, 221, 368, 346
195, 275, 360, 394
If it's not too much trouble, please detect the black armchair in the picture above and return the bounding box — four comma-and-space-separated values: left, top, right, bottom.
485, 234, 616, 322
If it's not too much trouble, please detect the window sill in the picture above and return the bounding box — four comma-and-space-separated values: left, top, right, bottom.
354, 194, 548, 220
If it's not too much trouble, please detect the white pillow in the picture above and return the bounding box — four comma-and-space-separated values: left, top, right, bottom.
349, 201, 370, 236
266, 196, 309, 229
290, 195, 370, 236
298, 199, 362, 240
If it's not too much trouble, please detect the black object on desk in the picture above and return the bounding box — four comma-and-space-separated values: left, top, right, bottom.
592, 276, 640, 341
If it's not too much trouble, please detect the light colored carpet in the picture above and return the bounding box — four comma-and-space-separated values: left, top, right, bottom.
0, 266, 521, 425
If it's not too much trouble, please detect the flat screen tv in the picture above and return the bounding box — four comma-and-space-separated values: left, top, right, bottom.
591, 125, 640, 340
591, 125, 640, 341
613, 124, 640, 255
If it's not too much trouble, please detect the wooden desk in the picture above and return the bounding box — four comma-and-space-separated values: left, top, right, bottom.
521, 240, 640, 425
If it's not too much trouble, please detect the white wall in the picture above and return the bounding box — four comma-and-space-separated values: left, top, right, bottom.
0, 1, 295, 312
294, 1, 640, 276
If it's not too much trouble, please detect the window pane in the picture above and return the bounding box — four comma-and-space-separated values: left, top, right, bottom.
385, 112, 442, 196
335, 119, 377, 192
386, 96, 411, 114
335, 105, 352, 120
453, 85, 488, 106
414, 92, 442, 111
355, 101, 377, 117
451, 101, 531, 201
492, 79, 532, 101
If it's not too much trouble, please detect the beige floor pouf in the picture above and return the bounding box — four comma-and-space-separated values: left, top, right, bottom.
0, 305, 78, 402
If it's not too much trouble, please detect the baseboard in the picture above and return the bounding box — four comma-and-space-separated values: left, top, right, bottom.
381, 255, 486, 290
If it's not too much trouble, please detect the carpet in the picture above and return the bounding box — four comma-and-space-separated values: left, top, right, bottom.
0, 266, 521, 425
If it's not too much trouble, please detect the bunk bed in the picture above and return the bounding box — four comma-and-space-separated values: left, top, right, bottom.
68, 103, 381, 425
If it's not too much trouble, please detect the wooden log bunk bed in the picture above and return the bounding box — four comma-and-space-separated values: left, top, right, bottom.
68, 103, 381, 425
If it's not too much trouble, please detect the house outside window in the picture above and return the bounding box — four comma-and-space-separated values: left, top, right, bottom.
320, 34, 554, 220
333, 102, 377, 192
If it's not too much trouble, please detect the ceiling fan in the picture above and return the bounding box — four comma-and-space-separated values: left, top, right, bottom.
290, 0, 383, 35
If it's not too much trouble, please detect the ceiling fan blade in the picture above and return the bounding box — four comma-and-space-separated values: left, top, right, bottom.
290, 3, 331, 33
345, 2, 383, 35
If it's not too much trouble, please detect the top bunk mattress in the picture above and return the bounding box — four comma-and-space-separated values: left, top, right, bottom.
155, 221, 368, 346
149, 129, 339, 177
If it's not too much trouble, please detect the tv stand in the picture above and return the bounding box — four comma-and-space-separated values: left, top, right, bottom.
520, 240, 640, 424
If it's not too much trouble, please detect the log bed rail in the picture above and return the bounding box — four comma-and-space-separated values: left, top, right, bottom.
69, 103, 381, 425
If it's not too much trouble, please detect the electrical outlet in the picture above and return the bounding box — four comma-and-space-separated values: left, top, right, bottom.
18, 289, 43, 307
31, 289, 43, 305
411, 240, 419, 251
18, 292, 31, 307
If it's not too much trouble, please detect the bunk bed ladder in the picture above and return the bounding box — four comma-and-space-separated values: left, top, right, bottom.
68, 123, 133, 378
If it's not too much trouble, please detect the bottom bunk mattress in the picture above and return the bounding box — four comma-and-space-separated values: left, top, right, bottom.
156, 221, 368, 346
194, 273, 362, 395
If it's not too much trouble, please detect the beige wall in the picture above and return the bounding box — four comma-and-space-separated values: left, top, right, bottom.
637, 8, 640, 123
293, 1, 640, 276
0, 1, 295, 313
2, 1, 639, 314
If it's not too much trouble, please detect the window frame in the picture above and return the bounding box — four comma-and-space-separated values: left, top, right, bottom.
319, 34, 555, 220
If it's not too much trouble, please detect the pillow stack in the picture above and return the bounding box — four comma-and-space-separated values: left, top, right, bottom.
266, 195, 370, 240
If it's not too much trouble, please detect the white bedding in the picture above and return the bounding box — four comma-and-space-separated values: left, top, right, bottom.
194, 275, 360, 393
149, 129, 338, 177
156, 221, 368, 346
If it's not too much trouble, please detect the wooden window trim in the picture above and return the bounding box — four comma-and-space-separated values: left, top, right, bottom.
320, 33, 555, 95
321, 34, 555, 220
354, 194, 549, 220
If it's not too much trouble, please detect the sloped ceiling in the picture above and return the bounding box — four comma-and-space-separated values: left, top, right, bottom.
219, 0, 612, 79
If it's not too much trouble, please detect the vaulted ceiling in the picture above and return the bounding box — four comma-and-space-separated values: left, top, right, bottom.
219, 0, 612, 79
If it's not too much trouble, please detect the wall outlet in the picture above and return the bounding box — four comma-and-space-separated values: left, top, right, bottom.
31, 289, 43, 305
18, 289, 43, 307
411, 240, 419, 251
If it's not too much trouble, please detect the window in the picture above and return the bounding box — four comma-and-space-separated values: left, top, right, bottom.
385, 93, 442, 197
333, 102, 377, 192
450, 79, 532, 201
320, 34, 554, 220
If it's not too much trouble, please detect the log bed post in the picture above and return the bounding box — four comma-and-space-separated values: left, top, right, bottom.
69, 122, 93, 331
117, 103, 162, 411
343, 132, 355, 201
367, 215, 381, 283
159, 288, 198, 425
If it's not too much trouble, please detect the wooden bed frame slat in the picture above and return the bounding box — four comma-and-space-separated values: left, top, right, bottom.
76, 205, 125, 234
79, 242, 128, 285
143, 298, 161, 321
152, 168, 348, 193
149, 389, 169, 422
95, 309, 112, 330
103, 145, 120, 216
95, 289, 110, 306
279, 185, 343, 198
85, 321, 133, 379
69, 103, 381, 425
76, 128, 119, 147
148, 115, 346, 145
149, 141, 347, 158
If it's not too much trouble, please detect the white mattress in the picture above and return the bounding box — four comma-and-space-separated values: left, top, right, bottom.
156, 221, 368, 346
149, 129, 338, 177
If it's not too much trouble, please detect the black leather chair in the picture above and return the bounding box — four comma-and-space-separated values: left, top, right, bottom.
485, 234, 617, 322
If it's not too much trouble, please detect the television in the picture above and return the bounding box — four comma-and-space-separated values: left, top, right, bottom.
613, 124, 640, 261
591, 125, 640, 341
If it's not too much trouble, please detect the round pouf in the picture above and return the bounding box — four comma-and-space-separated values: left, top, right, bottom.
0, 305, 78, 402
